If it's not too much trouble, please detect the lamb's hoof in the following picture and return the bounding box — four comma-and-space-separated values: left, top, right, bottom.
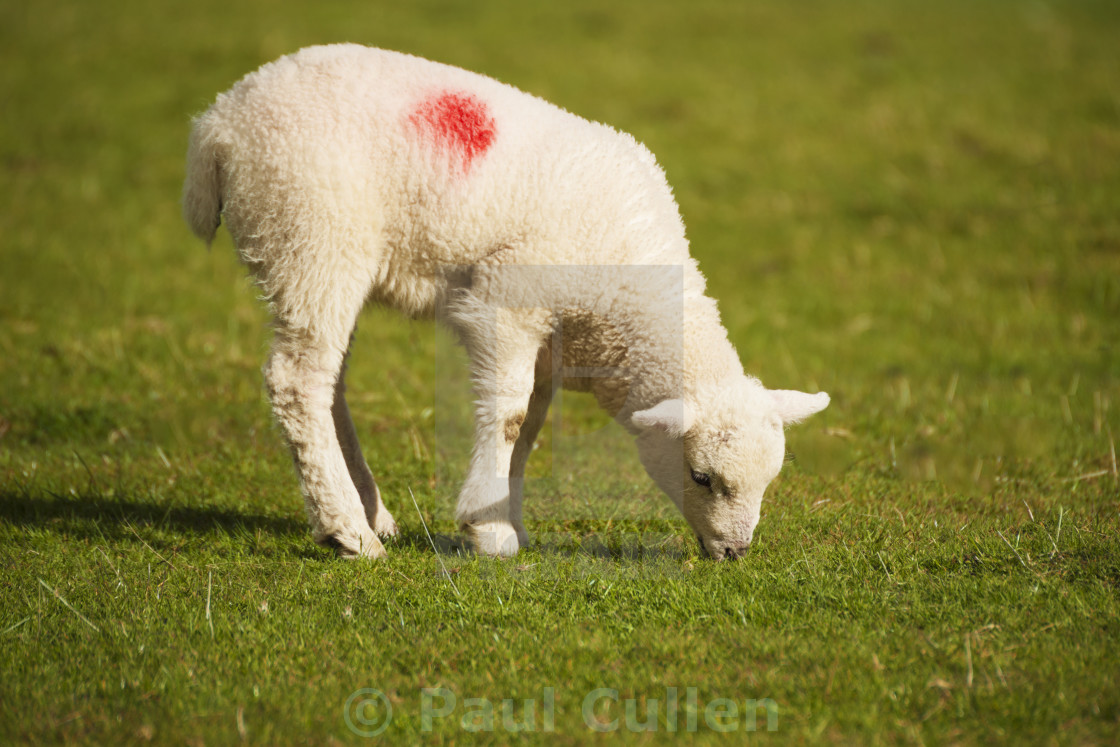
371, 508, 399, 539
464, 521, 520, 557
317, 526, 387, 559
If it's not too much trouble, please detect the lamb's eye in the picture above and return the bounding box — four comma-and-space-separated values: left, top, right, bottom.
690, 469, 711, 488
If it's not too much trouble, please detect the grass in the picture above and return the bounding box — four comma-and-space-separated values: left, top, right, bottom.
1, 0, 1118, 743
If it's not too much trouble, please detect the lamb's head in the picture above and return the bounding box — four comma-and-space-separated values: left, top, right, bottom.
630, 377, 829, 560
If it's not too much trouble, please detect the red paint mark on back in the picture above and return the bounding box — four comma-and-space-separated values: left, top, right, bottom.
410, 91, 497, 172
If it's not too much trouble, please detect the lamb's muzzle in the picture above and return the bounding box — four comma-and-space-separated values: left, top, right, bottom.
697, 536, 751, 561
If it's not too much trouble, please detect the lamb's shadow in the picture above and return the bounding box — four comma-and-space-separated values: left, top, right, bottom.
0, 489, 311, 555
2, 489, 691, 565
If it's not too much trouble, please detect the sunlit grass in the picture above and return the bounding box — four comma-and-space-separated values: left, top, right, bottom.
1, 0, 1118, 743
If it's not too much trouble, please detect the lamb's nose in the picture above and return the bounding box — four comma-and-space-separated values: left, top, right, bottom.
723, 545, 749, 560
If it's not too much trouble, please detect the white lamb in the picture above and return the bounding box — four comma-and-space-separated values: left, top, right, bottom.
182, 45, 829, 560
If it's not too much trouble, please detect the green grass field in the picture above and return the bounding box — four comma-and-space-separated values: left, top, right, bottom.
2, 0, 1118, 743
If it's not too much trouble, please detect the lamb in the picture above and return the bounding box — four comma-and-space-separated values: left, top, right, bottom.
182, 44, 829, 561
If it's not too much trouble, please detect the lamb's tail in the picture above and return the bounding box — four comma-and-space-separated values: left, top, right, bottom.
182, 112, 224, 246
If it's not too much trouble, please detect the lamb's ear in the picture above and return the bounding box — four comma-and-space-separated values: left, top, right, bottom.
631, 399, 694, 438
769, 390, 830, 425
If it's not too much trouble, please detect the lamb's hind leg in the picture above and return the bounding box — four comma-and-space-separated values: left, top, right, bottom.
332, 338, 399, 538
265, 296, 384, 558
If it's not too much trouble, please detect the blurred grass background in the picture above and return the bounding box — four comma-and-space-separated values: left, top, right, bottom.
1, 0, 1118, 743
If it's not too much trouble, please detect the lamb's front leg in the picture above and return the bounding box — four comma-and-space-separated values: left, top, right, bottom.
456, 315, 547, 557
507, 361, 556, 548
